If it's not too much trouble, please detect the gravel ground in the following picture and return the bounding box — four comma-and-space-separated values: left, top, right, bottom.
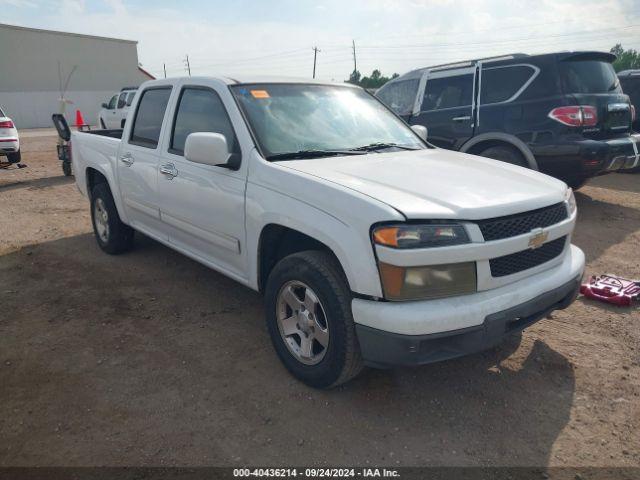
0, 134, 638, 467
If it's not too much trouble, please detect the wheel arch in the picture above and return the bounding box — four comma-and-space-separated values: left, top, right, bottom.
461, 133, 538, 170
84, 166, 129, 223
257, 224, 350, 294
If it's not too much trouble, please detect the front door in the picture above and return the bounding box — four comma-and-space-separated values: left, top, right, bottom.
156, 83, 248, 281
410, 67, 476, 150
117, 86, 173, 237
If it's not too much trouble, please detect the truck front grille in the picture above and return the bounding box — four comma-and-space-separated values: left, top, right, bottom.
477, 203, 568, 241
489, 236, 567, 277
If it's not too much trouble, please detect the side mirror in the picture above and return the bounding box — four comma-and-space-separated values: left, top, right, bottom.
101, 103, 109, 109
411, 124, 428, 142
184, 132, 230, 167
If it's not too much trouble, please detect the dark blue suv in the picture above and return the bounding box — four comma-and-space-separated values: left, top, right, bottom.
376, 51, 639, 189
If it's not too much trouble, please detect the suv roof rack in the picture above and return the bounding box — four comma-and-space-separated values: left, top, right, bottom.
428, 53, 529, 72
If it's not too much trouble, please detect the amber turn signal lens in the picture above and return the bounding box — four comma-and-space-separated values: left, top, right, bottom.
373, 227, 399, 247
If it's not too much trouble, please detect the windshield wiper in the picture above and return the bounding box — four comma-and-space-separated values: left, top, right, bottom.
348, 142, 420, 152
266, 149, 366, 161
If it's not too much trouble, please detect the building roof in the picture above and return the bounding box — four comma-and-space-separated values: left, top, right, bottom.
0, 22, 137, 44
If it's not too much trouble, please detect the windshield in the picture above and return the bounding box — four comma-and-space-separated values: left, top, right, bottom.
560, 60, 621, 94
231, 84, 426, 159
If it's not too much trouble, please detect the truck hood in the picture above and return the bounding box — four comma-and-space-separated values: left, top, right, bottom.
279, 148, 568, 220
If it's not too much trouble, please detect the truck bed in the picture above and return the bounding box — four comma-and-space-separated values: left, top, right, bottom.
85, 129, 123, 139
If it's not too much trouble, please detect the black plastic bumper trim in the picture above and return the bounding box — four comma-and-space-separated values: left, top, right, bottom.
356, 274, 582, 368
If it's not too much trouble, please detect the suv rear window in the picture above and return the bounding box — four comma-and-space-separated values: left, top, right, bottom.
130, 87, 172, 148
481, 65, 536, 104
377, 79, 419, 115
422, 74, 473, 111
560, 60, 620, 94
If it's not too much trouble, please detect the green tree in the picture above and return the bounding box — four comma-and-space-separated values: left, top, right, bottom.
610, 44, 640, 72
346, 69, 398, 89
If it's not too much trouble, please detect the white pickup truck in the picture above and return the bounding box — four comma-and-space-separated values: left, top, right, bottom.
71, 76, 585, 388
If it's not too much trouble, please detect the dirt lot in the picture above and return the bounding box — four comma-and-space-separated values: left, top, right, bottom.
0, 133, 638, 467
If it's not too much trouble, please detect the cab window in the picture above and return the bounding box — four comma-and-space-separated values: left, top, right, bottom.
377, 79, 419, 116
421, 74, 473, 111
107, 95, 118, 110
129, 87, 172, 149
170, 87, 239, 156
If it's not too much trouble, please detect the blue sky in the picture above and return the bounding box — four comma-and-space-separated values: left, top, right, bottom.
2, 0, 640, 80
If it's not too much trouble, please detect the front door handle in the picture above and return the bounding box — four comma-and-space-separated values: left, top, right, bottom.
120, 152, 134, 166
159, 163, 178, 179
452, 115, 471, 122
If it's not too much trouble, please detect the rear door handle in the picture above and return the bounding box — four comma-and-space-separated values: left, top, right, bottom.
159, 163, 178, 179
452, 115, 471, 122
120, 152, 134, 166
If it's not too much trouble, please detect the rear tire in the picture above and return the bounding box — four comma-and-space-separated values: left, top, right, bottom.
265, 250, 363, 388
7, 150, 21, 164
90, 182, 134, 254
479, 145, 528, 168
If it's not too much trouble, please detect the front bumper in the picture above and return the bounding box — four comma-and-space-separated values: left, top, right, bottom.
352, 244, 584, 367
356, 274, 581, 368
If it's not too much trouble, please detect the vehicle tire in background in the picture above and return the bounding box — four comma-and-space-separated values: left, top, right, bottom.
480, 145, 528, 168
566, 178, 589, 190
62, 160, 72, 177
7, 150, 21, 164
90, 182, 134, 254
265, 250, 363, 388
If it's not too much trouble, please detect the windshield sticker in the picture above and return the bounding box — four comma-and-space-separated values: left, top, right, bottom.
251, 90, 270, 99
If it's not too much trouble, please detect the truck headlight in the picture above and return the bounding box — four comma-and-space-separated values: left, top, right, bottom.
373, 223, 470, 249
565, 188, 577, 216
378, 262, 477, 301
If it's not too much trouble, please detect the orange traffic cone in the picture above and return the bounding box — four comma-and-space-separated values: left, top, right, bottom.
75, 110, 87, 130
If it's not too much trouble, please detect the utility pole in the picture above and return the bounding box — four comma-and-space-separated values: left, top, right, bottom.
352, 39, 357, 73
163, 63, 167, 78
312, 46, 320, 79
184, 54, 191, 76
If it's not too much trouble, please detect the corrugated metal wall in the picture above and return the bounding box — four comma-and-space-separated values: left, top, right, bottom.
0, 24, 152, 128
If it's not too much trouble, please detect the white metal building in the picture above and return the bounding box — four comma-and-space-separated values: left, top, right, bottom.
0, 23, 154, 129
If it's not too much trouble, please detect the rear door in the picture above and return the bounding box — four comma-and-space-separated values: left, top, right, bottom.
156, 81, 248, 280
559, 54, 632, 138
409, 67, 476, 150
117, 85, 173, 237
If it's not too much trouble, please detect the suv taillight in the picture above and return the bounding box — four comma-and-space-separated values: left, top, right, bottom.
0, 120, 14, 129
548, 106, 598, 127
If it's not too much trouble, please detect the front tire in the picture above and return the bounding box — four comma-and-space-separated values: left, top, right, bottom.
90, 182, 134, 254
265, 250, 363, 388
62, 160, 72, 176
480, 145, 528, 168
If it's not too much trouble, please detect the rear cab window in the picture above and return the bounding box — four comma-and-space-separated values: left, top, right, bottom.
129, 87, 172, 148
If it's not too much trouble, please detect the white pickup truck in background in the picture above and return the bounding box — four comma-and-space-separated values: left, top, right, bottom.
71, 76, 585, 388
98, 87, 138, 129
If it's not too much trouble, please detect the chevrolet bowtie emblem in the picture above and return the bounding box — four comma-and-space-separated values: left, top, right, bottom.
528, 228, 548, 250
